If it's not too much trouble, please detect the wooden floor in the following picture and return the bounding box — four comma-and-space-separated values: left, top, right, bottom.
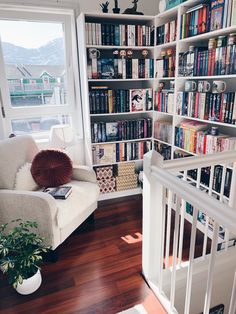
0, 195, 209, 314
0, 195, 150, 314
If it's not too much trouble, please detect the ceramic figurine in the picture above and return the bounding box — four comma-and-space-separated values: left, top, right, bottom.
100, 1, 109, 13
123, 0, 144, 15
113, 0, 120, 14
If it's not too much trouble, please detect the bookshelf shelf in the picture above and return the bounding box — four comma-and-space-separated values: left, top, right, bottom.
98, 187, 142, 201
84, 12, 154, 21
155, 77, 175, 80
176, 115, 236, 128
88, 78, 154, 82
179, 25, 236, 44
86, 45, 154, 50
93, 159, 143, 167
154, 138, 172, 146
176, 75, 236, 80
92, 138, 152, 145
154, 111, 174, 116
155, 41, 176, 49
90, 111, 152, 117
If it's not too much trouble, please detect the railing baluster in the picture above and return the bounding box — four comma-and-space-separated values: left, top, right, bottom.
178, 170, 187, 266
229, 270, 236, 314
165, 190, 172, 269
170, 196, 181, 309
202, 166, 214, 257
184, 206, 198, 314
159, 187, 167, 290
203, 221, 219, 314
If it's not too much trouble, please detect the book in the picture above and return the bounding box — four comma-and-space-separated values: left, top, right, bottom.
130, 89, 146, 112
106, 122, 119, 141
210, 0, 225, 31
43, 186, 72, 200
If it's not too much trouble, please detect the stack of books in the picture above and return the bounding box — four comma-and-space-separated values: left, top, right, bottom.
179, 35, 236, 77
156, 19, 177, 45
91, 118, 153, 143
154, 121, 172, 144
180, 0, 236, 39
177, 91, 236, 124
85, 23, 154, 46
88, 57, 154, 80
89, 87, 153, 114
175, 120, 236, 154
154, 90, 174, 113
92, 141, 152, 165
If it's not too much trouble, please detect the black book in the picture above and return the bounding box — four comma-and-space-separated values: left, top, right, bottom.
44, 186, 72, 200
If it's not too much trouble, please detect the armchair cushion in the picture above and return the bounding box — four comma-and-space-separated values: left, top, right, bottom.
31, 150, 73, 188
14, 162, 38, 191
57, 180, 100, 229
72, 166, 97, 183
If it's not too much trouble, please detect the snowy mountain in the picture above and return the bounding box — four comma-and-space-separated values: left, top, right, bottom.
2, 38, 65, 65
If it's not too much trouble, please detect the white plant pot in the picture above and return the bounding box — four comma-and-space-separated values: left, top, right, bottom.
16, 269, 42, 295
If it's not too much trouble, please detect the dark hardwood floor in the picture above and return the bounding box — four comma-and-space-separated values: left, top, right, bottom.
0, 195, 149, 314
0, 195, 209, 314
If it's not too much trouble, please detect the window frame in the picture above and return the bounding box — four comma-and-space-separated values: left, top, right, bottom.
0, 5, 83, 140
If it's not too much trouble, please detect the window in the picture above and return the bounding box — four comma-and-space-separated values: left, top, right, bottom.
0, 8, 81, 140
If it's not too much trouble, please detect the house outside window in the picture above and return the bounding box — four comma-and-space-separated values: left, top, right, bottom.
0, 7, 82, 140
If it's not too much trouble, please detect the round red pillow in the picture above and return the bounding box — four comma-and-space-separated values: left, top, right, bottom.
31, 150, 73, 188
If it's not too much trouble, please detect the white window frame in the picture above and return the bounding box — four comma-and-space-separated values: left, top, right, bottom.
0, 5, 83, 141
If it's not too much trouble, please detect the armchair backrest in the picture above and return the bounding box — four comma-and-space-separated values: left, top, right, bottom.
0, 135, 39, 190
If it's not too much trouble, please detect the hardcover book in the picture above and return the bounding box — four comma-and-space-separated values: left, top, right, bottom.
130, 89, 146, 112
43, 186, 72, 200
106, 122, 119, 141
101, 58, 114, 79
210, 0, 225, 31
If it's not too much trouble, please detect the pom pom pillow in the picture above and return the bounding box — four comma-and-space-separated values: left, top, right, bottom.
31, 150, 73, 188
14, 162, 38, 191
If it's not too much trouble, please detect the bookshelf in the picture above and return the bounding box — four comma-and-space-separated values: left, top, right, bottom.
77, 0, 236, 200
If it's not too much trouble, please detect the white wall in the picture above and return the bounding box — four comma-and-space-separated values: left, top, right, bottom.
78, 0, 159, 16
0, 0, 159, 16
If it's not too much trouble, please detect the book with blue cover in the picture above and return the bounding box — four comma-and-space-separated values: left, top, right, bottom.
210, 0, 225, 31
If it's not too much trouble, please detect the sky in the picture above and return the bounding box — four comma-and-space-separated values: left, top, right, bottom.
0, 20, 63, 48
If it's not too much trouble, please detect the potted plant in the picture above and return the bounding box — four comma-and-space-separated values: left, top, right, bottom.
0, 219, 50, 295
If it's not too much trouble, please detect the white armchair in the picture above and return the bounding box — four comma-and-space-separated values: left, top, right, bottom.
0, 135, 100, 250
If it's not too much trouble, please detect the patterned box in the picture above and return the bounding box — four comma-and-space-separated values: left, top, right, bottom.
116, 174, 138, 191
98, 178, 116, 194
116, 162, 136, 177
95, 166, 113, 180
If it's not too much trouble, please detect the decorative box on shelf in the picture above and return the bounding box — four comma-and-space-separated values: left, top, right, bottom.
114, 162, 136, 177
116, 174, 138, 191
98, 178, 116, 194
95, 165, 113, 180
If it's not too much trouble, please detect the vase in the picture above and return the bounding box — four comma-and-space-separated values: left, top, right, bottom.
16, 269, 42, 295
113, 8, 120, 14
102, 9, 109, 13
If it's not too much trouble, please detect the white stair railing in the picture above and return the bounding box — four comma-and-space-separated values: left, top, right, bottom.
142, 150, 236, 314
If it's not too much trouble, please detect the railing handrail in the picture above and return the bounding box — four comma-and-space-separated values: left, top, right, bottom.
145, 151, 236, 235
158, 150, 236, 172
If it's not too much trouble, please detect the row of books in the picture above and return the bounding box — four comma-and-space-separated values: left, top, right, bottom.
175, 120, 236, 155
87, 58, 154, 80
156, 50, 176, 78
180, 0, 235, 39
92, 141, 152, 165
91, 118, 153, 143
177, 91, 236, 125
156, 19, 177, 45
85, 23, 154, 47
179, 35, 236, 77
154, 121, 172, 144
154, 142, 172, 160
154, 91, 174, 113
89, 88, 153, 114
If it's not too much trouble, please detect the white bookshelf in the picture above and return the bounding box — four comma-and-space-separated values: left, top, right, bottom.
77, 12, 155, 199
77, 0, 236, 200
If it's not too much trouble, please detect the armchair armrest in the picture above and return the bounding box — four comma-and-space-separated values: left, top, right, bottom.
0, 190, 60, 249
72, 166, 97, 184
